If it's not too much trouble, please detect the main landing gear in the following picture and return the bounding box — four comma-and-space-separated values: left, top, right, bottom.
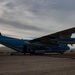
60, 52, 64, 54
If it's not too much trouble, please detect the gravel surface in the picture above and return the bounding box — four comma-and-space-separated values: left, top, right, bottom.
0, 54, 75, 75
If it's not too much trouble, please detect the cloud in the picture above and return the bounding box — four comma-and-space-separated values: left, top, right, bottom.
0, 18, 44, 31
0, 0, 75, 39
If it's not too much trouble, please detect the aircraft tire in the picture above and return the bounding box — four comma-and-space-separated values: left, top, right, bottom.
30, 52, 34, 55
60, 52, 64, 54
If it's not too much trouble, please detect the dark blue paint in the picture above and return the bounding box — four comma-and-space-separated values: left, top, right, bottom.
0, 34, 74, 54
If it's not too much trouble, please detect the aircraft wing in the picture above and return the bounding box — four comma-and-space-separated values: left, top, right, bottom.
30, 27, 75, 43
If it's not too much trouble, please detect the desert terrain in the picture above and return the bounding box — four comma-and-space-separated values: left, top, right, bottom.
0, 47, 75, 75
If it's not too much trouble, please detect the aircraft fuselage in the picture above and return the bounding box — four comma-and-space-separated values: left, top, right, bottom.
0, 35, 71, 54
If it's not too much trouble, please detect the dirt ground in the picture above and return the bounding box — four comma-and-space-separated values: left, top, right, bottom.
0, 53, 75, 75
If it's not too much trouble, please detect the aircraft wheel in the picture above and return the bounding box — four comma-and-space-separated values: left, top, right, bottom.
24, 52, 26, 55
30, 52, 34, 55
60, 52, 64, 54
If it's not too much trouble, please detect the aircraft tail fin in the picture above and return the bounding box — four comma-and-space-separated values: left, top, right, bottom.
0, 32, 2, 36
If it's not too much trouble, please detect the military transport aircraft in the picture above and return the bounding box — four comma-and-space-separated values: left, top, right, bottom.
0, 27, 75, 55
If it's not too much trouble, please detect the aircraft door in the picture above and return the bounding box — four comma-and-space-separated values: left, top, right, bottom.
23, 45, 28, 54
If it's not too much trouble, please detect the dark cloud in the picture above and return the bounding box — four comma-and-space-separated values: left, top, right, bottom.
0, 0, 75, 37
15, 0, 75, 14
2, 0, 75, 24
2, 0, 75, 17
0, 18, 44, 31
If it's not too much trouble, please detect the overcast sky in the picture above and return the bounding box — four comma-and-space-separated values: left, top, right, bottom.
0, 0, 75, 39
